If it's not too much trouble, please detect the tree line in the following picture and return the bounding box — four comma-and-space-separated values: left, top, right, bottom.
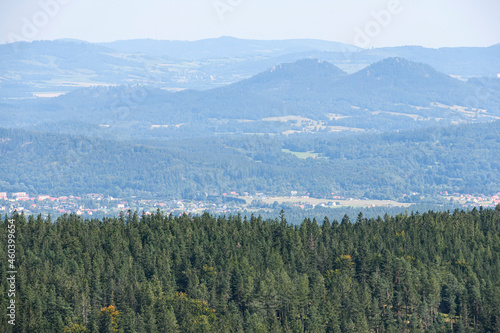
1, 205, 500, 332
1, 120, 499, 201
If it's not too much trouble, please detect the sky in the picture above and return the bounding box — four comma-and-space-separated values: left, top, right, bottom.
1, 0, 499, 48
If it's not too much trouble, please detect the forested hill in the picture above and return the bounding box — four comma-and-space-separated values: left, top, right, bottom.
3, 56, 500, 138
0, 120, 498, 199
2, 39, 499, 98
0, 120, 499, 199
1, 206, 499, 332
229, 59, 347, 92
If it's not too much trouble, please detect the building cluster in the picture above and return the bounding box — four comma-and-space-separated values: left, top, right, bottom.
0, 192, 243, 217
437, 191, 500, 207
0, 192, 84, 215
0, 190, 498, 218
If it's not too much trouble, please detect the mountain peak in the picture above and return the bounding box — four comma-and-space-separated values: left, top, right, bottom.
255, 58, 346, 82
270, 58, 343, 71
356, 57, 454, 82
222, 58, 347, 96
337, 57, 467, 106
370, 57, 425, 69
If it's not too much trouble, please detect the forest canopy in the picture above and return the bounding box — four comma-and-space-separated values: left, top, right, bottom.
1, 206, 499, 332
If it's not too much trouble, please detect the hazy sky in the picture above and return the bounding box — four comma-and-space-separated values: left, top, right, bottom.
1, 0, 499, 48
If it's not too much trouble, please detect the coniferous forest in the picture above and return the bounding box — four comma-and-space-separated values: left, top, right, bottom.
1, 207, 500, 332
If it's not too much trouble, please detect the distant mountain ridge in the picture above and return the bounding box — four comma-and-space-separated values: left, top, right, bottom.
335, 57, 471, 106
226, 58, 347, 95
240, 59, 346, 83
2, 56, 500, 139
98, 36, 361, 59
1, 37, 499, 98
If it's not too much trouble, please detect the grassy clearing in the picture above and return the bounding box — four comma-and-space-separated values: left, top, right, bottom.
257, 196, 411, 208
282, 149, 323, 159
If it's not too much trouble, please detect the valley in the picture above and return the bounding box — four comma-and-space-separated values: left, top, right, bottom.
1, 36, 499, 333
0, 39, 499, 215
2, 2, 500, 331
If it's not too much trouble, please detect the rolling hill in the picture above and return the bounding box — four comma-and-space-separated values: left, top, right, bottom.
0, 121, 498, 199
2, 57, 499, 139
1, 38, 499, 99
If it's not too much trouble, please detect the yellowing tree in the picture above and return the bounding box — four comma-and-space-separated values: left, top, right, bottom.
98, 305, 120, 333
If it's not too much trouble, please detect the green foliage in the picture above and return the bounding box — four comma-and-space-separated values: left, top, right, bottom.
64, 323, 89, 333
1, 206, 500, 332
1, 120, 499, 200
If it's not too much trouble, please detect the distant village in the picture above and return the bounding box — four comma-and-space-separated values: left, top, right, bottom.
0, 191, 243, 217
1, 190, 499, 218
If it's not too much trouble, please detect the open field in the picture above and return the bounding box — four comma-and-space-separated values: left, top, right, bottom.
32, 92, 66, 98
262, 115, 364, 134
371, 110, 423, 121
282, 149, 324, 159
247, 196, 411, 208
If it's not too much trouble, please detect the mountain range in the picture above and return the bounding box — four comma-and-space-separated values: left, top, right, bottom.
1, 55, 499, 139
1, 38, 499, 200
1, 37, 499, 98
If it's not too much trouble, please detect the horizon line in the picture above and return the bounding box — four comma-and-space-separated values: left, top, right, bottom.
1, 36, 499, 50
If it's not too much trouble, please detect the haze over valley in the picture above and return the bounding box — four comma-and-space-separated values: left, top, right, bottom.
2, 0, 500, 331
1, 38, 499, 220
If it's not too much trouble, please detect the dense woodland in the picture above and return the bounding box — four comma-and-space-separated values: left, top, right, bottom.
1, 206, 500, 332
1, 120, 498, 200
2, 40, 500, 333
